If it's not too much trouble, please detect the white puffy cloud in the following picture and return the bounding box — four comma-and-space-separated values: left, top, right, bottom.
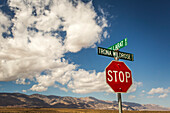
0, 0, 107, 88
67, 69, 112, 94
158, 93, 168, 98
22, 90, 27, 93
30, 59, 76, 91
60, 0, 107, 52
148, 87, 170, 99
8, 0, 108, 53
30, 84, 47, 92
0, 35, 64, 81
148, 87, 170, 95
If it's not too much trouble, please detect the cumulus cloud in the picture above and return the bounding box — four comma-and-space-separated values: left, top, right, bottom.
148, 87, 170, 99
68, 69, 112, 94
0, 36, 64, 81
30, 84, 48, 92
0, 0, 107, 88
148, 87, 170, 95
22, 90, 27, 93
30, 59, 76, 92
63, 1, 107, 52
158, 93, 168, 98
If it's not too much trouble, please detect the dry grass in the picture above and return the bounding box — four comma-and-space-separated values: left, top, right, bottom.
0, 108, 169, 113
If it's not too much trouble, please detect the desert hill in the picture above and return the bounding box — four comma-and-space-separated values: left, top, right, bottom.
0, 93, 169, 111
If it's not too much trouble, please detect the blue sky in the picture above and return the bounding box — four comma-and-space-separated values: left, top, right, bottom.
0, 0, 170, 108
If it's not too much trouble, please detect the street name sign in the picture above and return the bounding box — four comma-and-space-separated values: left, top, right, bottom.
108, 38, 128, 50
105, 61, 132, 93
98, 47, 118, 58
98, 47, 134, 61
118, 51, 134, 61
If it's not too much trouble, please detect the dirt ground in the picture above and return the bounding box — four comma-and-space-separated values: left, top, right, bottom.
0, 108, 170, 113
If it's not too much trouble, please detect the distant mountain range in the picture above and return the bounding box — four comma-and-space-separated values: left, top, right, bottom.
0, 93, 169, 111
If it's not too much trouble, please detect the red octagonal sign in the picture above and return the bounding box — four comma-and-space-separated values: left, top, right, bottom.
105, 61, 132, 93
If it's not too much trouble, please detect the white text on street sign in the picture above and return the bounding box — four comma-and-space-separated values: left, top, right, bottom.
98, 47, 134, 61
108, 38, 128, 50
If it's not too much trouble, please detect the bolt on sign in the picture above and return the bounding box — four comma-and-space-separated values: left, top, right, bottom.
105, 61, 132, 93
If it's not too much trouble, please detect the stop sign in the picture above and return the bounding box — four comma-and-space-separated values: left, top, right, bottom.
105, 61, 132, 93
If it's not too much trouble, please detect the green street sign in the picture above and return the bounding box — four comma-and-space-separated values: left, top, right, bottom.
108, 38, 128, 50
98, 47, 134, 61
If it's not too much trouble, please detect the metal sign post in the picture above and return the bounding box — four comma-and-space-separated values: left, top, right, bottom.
114, 57, 123, 113
118, 93, 123, 113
